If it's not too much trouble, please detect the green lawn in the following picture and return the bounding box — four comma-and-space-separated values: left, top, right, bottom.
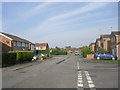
93, 59, 120, 62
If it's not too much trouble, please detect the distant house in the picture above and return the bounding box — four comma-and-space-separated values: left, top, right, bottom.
95, 38, 101, 52
35, 43, 49, 50
65, 46, 72, 50
100, 34, 111, 52
110, 31, 120, 60
89, 43, 95, 52
0, 32, 35, 52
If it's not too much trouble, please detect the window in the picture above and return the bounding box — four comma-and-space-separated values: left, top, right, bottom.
25, 43, 28, 47
31, 44, 34, 51
17, 41, 21, 46
113, 37, 115, 42
38, 47, 42, 49
6, 40, 9, 44
36, 47, 39, 50
14, 41, 17, 46
22, 42, 25, 47
40, 47, 42, 49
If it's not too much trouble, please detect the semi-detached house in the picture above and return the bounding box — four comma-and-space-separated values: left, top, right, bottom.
35, 43, 49, 50
95, 38, 101, 52
0, 32, 35, 52
100, 34, 111, 52
89, 42, 95, 52
110, 31, 120, 60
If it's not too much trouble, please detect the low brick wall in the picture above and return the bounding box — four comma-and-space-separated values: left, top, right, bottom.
86, 54, 94, 59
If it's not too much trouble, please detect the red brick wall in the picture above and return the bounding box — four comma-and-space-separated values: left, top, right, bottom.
86, 54, 94, 59
0, 35, 12, 52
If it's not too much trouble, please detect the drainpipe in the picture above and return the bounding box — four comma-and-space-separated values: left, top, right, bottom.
116, 45, 118, 58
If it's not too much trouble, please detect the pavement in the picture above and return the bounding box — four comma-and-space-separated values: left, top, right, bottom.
2, 54, 119, 89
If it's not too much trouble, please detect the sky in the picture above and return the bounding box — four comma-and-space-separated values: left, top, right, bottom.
2, 2, 118, 48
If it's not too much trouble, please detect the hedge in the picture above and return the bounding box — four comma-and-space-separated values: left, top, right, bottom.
2, 52, 16, 66
36, 50, 50, 54
2, 51, 34, 66
51, 50, 67, 55
81, 46, 92, 58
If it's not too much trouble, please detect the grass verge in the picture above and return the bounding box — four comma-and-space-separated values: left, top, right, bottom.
93, 59, 120, 62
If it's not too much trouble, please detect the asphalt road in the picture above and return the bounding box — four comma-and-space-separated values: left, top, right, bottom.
2, 54, 119, 89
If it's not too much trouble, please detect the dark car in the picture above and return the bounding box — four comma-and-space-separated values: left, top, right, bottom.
94, 52, 117, 60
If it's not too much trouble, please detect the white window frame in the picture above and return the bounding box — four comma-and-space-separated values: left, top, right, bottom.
22, 42, 26, 47
25, 43, 28, 47
17, 41, 21, 47
14, 41, 17, 46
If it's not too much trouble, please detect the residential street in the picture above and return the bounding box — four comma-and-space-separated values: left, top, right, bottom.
2, 54, 118, 89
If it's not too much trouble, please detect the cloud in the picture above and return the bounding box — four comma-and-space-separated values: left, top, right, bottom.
39, 2, 108, 23
2, 0, 119, 2
20, 2, 55, 20
3, 2, 117, 48
26, 2, 109, 34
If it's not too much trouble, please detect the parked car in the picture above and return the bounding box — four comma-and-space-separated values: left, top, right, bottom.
39, 53, 47, 59
94, 52, 117, 60
32, 54, 40, 61
32, 53, 48, 61
75, 51, 80, 55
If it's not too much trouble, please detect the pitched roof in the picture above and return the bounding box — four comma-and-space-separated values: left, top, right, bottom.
96, 38, 100, 41
111, 31, 120, 35
1, 32, 34, 44
100, 34, 110, 38
89, 42, 95, 46
35, 43, 48, 47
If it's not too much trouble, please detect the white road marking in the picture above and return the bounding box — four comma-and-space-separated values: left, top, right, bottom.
78, 78, 82, 80
89, 84, 95, 88
77, 61, 95, 89
77, 71, 83, 87
77, 83, 83, 87
78, 80, 83, 83
78, 76, 82, 78
88, 80, 93, 83
77, 62, 79, 69
84, 71, 96, 89
77, 66, 83, 88
87, 77, 92, 81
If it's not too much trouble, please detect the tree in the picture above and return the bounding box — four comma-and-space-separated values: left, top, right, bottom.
81, 46, 92, 58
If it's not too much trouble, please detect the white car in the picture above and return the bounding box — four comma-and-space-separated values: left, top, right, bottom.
32, 54, 40, 61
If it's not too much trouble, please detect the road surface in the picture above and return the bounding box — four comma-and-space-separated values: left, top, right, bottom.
2, 54, 119, 89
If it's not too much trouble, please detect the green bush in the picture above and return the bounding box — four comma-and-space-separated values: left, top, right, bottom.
2, 51, 34, 66
36, 50, 50, 56
2, 52, 16, 66
51, 50, 67, 55
81, 46, 92, 58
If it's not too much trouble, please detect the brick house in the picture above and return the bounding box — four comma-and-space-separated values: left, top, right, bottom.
89, 43, 95, 52
100, 34, 111, 52
35, 43, 49, 50
95, 38, 101, 52
110, 31, 120, 60
0, 32, 35, 52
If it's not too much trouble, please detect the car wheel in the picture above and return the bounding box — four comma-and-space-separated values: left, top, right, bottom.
112, 57, 115, 60
97, 57, 100, 60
